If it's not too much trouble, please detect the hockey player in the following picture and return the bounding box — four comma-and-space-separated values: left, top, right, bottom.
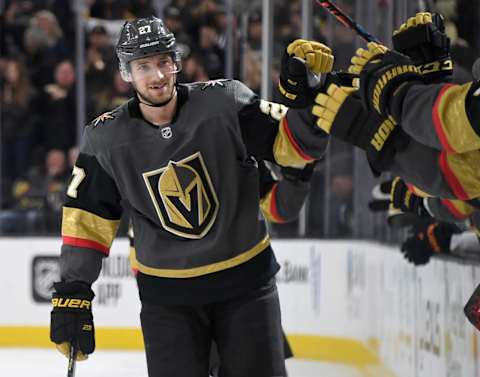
369, 177, 480, 265
305, 11, 480, 202
128, 160, 313, 376
49, 16, 333, 377
342, 13, 480, 200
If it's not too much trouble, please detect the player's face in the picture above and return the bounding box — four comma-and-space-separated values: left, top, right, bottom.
130, 53, 177, 105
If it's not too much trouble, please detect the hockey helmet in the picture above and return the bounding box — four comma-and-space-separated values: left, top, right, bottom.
116, 16, 181, 82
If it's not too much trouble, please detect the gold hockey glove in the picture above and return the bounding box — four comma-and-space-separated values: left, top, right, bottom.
278, 39, 334, 108
349, 42, 422, 118
50, 281, 95, 361
393, 12, 452, 82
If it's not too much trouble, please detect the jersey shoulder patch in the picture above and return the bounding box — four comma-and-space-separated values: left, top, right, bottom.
91, 111, 116, 127
188, 79, 231, 92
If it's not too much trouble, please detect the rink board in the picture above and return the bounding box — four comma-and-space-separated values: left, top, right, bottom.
0, 238, 478, 377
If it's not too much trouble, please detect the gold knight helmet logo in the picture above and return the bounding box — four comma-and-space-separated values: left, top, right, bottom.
143, 152, 219, 239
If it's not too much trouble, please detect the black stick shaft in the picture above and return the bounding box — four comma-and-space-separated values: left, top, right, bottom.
67, 343, 77, 377
316, 0, 380, 43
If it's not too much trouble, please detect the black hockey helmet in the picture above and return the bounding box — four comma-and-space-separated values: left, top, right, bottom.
116, 16, 181, 81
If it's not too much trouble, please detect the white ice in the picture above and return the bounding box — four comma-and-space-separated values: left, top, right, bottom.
0, 348, 363, 377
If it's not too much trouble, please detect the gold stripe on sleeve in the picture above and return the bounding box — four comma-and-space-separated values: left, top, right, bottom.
437, 83, 480, 153
443, 151, 480, 200
273, 118, 314, 168
62, 207, 120, 249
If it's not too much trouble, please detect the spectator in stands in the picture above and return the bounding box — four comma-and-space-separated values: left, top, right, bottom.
1, 149, 68, 234
24, 10, 69, 89
67, 146, 79, 171
88, 0, 133, 20
1, 0, 37, 56
129, 0, 157, 18
198, 18, 225, 78
247, 10, 262, 55
243, 47, 261, 93
177, 52, 209, 82
86, 25, 116, 111
163, 5, 193, 49
38, 60, 78, 153
0, 56, 38, 207
96, 70, 133, 113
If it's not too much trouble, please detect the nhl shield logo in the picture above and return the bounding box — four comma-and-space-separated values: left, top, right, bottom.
142, 152, 219, 239
161, 126, 172, 139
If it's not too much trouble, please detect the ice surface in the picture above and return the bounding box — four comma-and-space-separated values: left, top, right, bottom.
0, 348, 363, 377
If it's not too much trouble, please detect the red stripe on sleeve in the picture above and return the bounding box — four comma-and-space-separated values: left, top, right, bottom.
440, 198, 469, 220
432, 84, 456, 153
281, 116, 315, 162
269, 183, 286, 223
63, 236, 110, 255
405, 183, 415, 193
438, 151, 469, 200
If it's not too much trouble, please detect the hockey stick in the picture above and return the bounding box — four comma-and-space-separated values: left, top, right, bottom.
315, 0, 380, 43
67, 343, 78, 377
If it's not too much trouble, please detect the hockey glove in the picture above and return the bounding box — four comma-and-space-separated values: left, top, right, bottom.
50, 281, 95, 361
393, 12, 452, 82
368, 179, 424, 227
312, 82, 409, 175
401, 220, 461, 265
278, 39, 334, 108
349, 42, 422, 118
389, 177, 434, 217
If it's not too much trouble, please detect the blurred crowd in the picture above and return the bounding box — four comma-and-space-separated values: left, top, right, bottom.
0, 0, 478, 236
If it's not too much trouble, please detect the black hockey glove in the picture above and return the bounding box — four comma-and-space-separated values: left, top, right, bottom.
401, 220, 461, 265
368, 179, 426, 228
349, 42, 423, 118
312, 82, 409, 175
278, 39, 334, 108
389, 177, 433, 217
50, 281, 95, 361
392, 12, 452, 82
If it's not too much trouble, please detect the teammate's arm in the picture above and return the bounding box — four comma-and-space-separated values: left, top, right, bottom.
394, 80, 480, 154
348, 38, 480, 154
236, 82, 329, 168
259, 162, 314, 223
235, 39, 335, 168
387, 136, 480, 200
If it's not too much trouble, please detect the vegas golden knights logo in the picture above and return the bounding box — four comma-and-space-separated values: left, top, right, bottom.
142, 152, 219, 239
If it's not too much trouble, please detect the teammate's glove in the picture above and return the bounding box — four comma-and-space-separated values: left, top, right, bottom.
349, 42, 422, 118
312, 81, 409, 175
50, 281, 95, 361
393, 12, 452, 82
278, 39, 334, 108
389, 177, 434, 217
401, 220, 461, 265
369, 179, 423, 227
